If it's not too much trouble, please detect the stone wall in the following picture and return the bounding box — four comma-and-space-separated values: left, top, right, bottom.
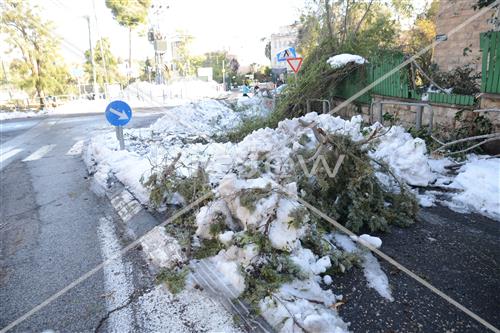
479, 93, 500, 132
332, 95, 500, 132
433, 0, 494, 73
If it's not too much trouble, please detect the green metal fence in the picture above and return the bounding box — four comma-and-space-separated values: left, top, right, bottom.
428, 92, 475, 105
333, 52, 477, 106
368, 53, 411, 99
480, 31, 500, 94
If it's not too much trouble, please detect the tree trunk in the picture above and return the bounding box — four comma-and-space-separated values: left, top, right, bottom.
128, 26, 132, 82
325, 0, 333, 40
342, 0, 350, 43
34, 57, 45, 109
353, 0, 374, 38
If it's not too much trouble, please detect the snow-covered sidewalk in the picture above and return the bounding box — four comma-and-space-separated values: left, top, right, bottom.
84, 97, 499, 332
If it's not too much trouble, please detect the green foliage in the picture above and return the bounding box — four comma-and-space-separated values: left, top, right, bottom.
1, 0, 75, 106
234, 229, 273, 253
296, 134, 418, 233
156, 266, 189, 294
239, 185, 273, 213
288, 207, 309, 229
84, 38, 125, 88
241, 252, 304, 311
325, 250, 361, 275
217, 112, 283, 143
402, 0, 438, 75
430, 65, 481, 95
201, 51, 229, 83
275, 41, 362, 119
142, 165, 211, 208
164, 216, 194, 250
171, 33, 203, 77
105, 0, 151, 28
192, 238, 225, 260
209, 212, 228, 237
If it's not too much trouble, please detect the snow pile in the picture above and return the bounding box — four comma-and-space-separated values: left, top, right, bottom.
0, 110, 48, 121
150, 99, 241, 136
447, 156, 500, 220
124, 80, 226, 107
368, 126, 435, 186
87, 106, 430, 331
84, 98, 270, 204
236, 96, 272, 118
327, 54, 367, 69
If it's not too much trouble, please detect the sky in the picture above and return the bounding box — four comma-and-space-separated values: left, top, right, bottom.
18, 0, 305, 68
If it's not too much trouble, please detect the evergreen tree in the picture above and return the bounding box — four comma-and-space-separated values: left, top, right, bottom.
84, 38, 125, 88
202, 51, 229, 83
1, 0, 73, 108
105, 0, 151, 80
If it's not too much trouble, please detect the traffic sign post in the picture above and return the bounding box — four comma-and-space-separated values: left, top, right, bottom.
105, 100, 132, 150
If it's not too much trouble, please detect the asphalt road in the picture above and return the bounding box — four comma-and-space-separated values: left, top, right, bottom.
0, 110, 166, 332
335, 207, 500, 332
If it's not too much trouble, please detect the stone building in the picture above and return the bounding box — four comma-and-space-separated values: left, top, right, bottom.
433, 0, 495, 72
270, 23, 299, 71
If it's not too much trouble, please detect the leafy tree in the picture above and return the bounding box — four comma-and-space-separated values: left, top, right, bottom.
403, 0, 439, 76
84, 38, 125, 88
172, 34, 200, 77
202, 51, 229, 83
265, 41, 271, 61
229, 58, 240, 75
254, 66, 272, 82
139, 57, 153, 82
0, 0, 74, 108
105, 0, 151, 79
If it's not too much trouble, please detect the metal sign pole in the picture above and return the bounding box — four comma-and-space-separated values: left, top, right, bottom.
105, 100, 132, 151
116, 126, 125, 150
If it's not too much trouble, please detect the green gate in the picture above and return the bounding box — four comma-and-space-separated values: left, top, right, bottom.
480, 31, 500, 94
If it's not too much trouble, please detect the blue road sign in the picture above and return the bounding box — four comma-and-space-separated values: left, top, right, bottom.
276, 47, 297, 62
105, 100, 132, 126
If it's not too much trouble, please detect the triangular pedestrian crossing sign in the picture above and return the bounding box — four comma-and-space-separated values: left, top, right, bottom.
287, 57, 303, 73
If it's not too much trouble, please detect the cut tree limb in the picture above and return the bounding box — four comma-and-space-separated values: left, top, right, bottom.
433, 133, 500, 153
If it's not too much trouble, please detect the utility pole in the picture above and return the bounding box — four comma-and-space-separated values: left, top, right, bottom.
86, 15, 98, 98
92, 0, 109, 93
0, 56, 7, 84
222, 59, 226, 91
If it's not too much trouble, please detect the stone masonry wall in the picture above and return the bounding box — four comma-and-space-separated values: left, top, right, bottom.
332, 95, 499, 133
433, 0, 494, 73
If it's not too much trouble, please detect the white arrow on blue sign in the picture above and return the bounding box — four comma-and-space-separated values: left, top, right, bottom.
105, 100, 132, 126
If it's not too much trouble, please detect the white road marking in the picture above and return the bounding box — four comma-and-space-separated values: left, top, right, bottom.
97, 217, 134, 333
22, 144, 56, 162
65, 140, 84, 156
0, 149, 23, 169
